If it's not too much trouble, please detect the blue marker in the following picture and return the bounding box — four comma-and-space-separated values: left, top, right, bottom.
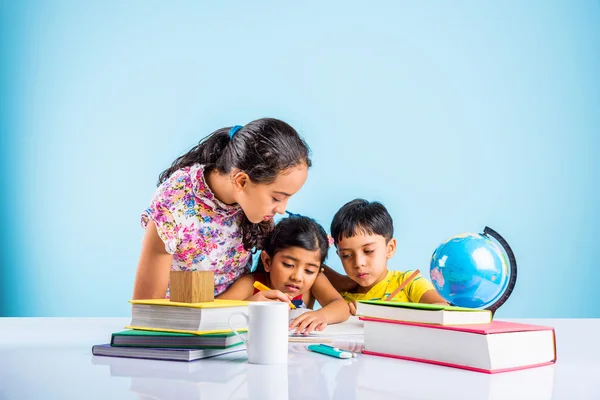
307, 344, 353, 359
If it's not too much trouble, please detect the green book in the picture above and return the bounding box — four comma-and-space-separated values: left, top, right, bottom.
110, 329, 246, 349
356, 300, 492, 325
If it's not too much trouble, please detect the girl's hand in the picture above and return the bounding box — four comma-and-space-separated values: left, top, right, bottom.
289, 310, 328, 335
248, 290, 292, 303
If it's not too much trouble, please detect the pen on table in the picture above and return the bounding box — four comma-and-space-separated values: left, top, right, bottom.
384, 269, 420, 301
253, 281, 297, 309
307, 344, 353, 359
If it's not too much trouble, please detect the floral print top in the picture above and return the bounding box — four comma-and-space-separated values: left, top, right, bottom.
141, 164, 251, 296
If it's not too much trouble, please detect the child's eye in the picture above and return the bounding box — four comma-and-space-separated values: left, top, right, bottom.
364, 250, 374, 254
305, 270, 315, 275
272, 197, 282, 203
341, 253, 352, 259
282, 262, 294, 268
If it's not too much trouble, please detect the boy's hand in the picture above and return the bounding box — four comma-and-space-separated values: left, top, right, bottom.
347, 300, 358, 315
289, 310, 328, 335
248, 290, 292, 303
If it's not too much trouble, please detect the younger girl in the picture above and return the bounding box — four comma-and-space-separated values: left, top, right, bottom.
218, 215, 350, 334
132, 118, 311, 301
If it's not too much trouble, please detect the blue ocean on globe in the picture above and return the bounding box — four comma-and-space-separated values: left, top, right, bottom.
430, 233, 511, 309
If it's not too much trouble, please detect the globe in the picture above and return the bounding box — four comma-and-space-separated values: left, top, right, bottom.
429, 227, 517, 313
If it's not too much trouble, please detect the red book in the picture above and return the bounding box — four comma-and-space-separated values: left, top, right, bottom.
360, 317, 557, 374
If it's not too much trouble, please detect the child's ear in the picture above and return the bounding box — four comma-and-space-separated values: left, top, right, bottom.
232, 170, 249, 191
386, 238, 397, 259
260, 251, 272, 272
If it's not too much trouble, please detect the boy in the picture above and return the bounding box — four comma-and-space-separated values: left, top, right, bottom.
323, 198, 447, 315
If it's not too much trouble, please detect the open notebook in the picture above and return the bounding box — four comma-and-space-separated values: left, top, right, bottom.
288, 312, 364, 342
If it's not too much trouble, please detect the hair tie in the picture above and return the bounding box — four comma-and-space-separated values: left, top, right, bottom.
327, 235, 335, 247
229, 125, 243, 139
286, 210, 300, 217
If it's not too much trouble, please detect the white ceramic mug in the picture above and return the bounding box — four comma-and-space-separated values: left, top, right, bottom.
228, 301, 289, 365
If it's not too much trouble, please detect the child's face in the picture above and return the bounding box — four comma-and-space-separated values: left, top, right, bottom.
336, 233, 397, 290
261, 246, 321, 297
234, 165, 308, 224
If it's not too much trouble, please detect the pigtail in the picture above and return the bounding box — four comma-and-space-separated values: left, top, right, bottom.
241, 218, 274, 252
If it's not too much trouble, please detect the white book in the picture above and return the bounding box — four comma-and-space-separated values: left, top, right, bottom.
288, 314, 364, 342
356, 300, 492, 325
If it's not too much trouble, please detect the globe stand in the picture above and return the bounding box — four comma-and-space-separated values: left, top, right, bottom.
482, 226, 517, 316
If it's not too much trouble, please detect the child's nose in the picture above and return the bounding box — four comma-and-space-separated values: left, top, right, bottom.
355, 254, 367, 268
290, 269, 302, 282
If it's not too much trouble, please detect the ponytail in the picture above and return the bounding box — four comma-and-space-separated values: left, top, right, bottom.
157, 127, 230, 186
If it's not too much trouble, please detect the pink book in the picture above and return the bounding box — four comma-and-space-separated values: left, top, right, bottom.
360, 317, 557, 374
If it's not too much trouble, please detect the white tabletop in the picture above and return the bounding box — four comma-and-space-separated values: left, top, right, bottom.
0, 317, 598, 400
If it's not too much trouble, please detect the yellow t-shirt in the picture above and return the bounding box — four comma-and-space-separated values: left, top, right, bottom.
340, 270, 434, 304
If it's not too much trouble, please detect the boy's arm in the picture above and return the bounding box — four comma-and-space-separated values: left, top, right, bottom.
289, 274, 350, 334
403, 271, 449, 305
419, 289, 448, 305
321, 264, 359, 292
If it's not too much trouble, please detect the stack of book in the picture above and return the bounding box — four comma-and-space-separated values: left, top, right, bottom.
92, 298, 249, 362
356, 300, 557, 374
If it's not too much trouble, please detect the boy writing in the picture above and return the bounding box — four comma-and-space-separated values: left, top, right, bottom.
324, 198, 447, 315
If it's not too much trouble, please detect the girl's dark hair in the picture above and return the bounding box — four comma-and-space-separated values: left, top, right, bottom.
158, 118, 311, 251
256, 215, 329, 272
330, 198, 394, 245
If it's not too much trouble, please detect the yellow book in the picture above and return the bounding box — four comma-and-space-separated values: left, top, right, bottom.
128, 298, 249, 308
127, 299, 249, 335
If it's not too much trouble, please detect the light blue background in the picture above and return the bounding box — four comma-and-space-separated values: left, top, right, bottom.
1, 1, 598, 318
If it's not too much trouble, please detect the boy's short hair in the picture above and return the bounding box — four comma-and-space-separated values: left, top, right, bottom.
330, 199, 394, 245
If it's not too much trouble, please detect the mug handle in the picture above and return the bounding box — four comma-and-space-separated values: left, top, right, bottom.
228, 312, 249, 345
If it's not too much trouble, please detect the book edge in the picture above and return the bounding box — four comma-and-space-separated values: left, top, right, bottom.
361, 349, 556, 374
